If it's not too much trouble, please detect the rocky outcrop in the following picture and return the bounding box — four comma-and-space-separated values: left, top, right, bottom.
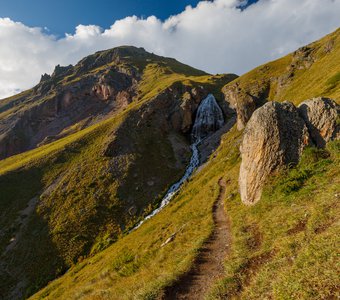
239, 101, 310, 205
0, 66, 138, 160
222, 82, 268, 130
91, 68, 136, 102
192, 94, 224, 142
298, 97, 340, 147
168, 86, 208, 134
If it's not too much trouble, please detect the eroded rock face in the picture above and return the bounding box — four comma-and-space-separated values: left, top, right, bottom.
169, 86, 208, 134
239, 101, 310, 205
222, 82, 268, 130
0, 67, 138, 159
192, 94, 224, 142
298, 97, 340, 147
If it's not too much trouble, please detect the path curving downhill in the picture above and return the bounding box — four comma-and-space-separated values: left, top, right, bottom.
162, 178, 230, 300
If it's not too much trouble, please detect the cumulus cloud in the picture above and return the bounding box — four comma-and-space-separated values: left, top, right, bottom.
0, 0, 339, 99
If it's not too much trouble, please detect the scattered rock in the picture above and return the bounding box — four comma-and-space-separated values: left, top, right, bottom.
161, 233, 176, 247
298, 97, 340, 147
147, 180, 155, 187
128, 206, 137, 216
239, 101, 310, 205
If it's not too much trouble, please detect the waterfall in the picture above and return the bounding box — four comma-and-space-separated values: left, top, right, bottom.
192, 94, 224, 142
132, 94, 224, 231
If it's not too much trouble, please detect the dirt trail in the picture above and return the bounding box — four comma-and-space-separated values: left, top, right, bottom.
162, 178, 230, 300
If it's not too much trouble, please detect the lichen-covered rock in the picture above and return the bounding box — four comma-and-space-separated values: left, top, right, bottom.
223, 85, 255, 130
192, 94, 224, 142
239, 101, 310, 205
222, 82, 269, 130
298, 97, 340, 147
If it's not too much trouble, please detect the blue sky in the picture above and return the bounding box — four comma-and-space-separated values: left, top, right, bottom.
0, 0, 205, 35
0, 0, 258, 36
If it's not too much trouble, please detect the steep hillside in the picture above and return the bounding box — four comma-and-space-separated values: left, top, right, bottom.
0, 45, 236, 160
0, 48, 237, 299
29, 128, 339, 300
28, 29, 340, 300
223, 28, 340, 129
1, 29, 339, 300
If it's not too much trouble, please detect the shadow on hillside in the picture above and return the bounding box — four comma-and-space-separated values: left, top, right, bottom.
0, 168, 66, 300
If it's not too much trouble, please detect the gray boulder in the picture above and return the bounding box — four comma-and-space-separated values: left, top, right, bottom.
298, 97, 339, 147
239, 101, 310, 205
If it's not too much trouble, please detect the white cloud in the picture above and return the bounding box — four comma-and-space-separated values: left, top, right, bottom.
0, 0, 339, 99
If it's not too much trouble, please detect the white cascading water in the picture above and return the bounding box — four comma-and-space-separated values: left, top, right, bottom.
133, 94, 223, 230
192, 93, 224, 141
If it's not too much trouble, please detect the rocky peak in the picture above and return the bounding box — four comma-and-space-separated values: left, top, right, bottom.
75, 46, 150, 74
51, 64, 73, 78
192, 94, 224, 142
39, 73, 51, 83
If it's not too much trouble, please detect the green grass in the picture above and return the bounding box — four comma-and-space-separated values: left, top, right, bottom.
326, 71, 340, 91
223, 28, 340, 105
0, 46, 237, 298
208, 141, 340, 299
2, 33, 339, 299
29, 126, 340, 300
29, 126, 242, 300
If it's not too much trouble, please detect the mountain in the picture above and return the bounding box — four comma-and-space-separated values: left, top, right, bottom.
0, 29, 339, 300
0, 46, 237, 299
0, 46, 232, 159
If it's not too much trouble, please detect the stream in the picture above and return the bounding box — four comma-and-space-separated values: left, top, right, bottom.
133, 142, 200, 230
132, 93, 224, 231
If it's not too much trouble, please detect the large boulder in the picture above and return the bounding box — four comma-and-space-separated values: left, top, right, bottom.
298, 97, 339, 147
239, 101, 310, 205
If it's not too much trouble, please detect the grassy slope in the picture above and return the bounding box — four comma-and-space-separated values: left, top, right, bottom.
223, 28, 340, 104
30, 130, 339, 300
0, 49, 237, 298
30, 126, 242, 300
30, 30, 340, 299
208, 142, 339, 299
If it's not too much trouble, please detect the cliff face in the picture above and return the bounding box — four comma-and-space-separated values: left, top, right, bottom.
0, 51, 141, 160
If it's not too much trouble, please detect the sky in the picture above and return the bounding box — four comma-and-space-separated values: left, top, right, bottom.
0, 0, 339, 99
0, 0, 259, 35
0, 0, 203, 36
